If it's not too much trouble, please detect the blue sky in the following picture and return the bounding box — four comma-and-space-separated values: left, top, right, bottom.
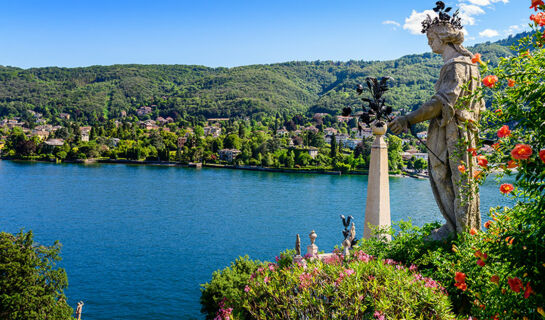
0, 0, 533, 69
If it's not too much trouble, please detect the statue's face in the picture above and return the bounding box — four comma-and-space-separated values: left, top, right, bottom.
427, 33, 445, 54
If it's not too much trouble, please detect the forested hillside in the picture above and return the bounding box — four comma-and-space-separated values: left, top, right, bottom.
0, 33, 525, 123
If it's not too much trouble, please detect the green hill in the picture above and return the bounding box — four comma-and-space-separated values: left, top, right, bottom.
0, 32, 528, 123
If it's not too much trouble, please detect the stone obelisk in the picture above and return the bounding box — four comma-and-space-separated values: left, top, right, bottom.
363, 123, 391, 240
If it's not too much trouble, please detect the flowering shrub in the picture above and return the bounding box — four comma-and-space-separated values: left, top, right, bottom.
241, 250, 454, 320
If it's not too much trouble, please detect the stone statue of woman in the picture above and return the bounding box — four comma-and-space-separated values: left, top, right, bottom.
389, 2, 485, 239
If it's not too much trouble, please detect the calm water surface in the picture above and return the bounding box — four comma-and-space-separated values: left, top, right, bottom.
0, 161, 513, 319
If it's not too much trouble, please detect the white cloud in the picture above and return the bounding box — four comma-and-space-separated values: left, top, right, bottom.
459, 4, 486, 25
383, 20, 401, 27
467, 0, 490, 6
479, 29, 500, 37
403, 9, 437, 35
491, 0, 508, 3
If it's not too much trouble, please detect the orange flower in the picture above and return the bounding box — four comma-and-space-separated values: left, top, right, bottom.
522, 49, 532, 57
508, 79, 516, 87
492, 143, 500, 150
458, 164, 466, 174
539, 149, 545, 164
538, 307, 545, 317
470, 228, 478, 235
477, 155, 488, 168
455, 281, 467, 291
472, 53, 482, 64
473, 170, 483, 180
454, 272, 466, 283
531, 0, 544, 11
495, 109, 503, 115
467, 148, 477, 156
511, 144, 533, 160
490, 275, 499, 284
497, 125, 511, 138
500, 183, 514, 194
484, 220, 492, 228
530, 12, 545, 26
508, 277, 523, 293
483, 75, 499, 88
507, 160, 518, 168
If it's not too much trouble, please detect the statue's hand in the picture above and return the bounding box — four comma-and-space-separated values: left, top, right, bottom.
389, 116, 409, 135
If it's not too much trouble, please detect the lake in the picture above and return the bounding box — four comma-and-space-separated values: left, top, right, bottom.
0, 160, 514, 319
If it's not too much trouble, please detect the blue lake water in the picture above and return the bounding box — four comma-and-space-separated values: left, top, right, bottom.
0, 160, 514, 319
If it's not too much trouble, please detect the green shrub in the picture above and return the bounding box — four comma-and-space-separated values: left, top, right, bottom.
0, 231, 73, 320
239, 250, 454, 320
200, 256, 265, 320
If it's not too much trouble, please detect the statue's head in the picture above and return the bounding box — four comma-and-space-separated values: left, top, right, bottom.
422, 1, 471, 56
426, 23, 465, 53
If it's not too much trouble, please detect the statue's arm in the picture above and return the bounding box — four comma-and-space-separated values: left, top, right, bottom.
389, 98, 442, 134
405, 97, 442, 125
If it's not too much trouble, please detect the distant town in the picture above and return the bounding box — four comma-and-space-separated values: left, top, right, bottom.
0, 107, 495, 175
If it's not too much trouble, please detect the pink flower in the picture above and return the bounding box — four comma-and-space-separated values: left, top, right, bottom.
344, 268, 355, 276
374, 311, 386, 320
244, 285, 250, 292
263, 276, 269, 284
409, 264, 418, 272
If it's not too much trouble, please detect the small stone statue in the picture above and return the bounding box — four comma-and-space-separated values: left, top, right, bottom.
340, 215, 358, 247
342, 222, 357, 258
295, 234, 301, 256
306, 230, 318, 258
76, 301, 84, 320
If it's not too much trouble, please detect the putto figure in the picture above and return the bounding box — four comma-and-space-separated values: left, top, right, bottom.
390, 1, 485, 239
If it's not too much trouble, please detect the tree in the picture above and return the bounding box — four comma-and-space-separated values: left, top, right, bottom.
0, 231, 73, 320
330, 133, 337, 158
387, 135, 404, 171
224, 134, 242, 150
413, 158, 427, 172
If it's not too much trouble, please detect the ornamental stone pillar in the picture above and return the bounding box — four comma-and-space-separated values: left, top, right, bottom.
363, 123, 391, 240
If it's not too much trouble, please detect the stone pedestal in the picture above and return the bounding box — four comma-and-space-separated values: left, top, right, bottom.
363, 124, 391, 240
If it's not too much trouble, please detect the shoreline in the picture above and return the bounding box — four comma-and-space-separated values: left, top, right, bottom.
0, 157, 429, 179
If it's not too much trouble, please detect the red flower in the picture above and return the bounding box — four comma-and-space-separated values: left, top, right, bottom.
497, 125, 511, 138
508, 79, 516, 87
455, 281, 467, 291
500, 183, 514, 194
508, 277, 523, 293
454, 272, 466, 283
477, 259, 486, 267
472, 53, 482, 64
531, 0, 544, 11
458, 164, 466, 174
492, 143, 500, 150
484, 220, 492, 228
477, 155, 488, 168
495, 109, 503, 115
524, 282, 534, 298
470, 227, 478, 235
511, 144, 533, 160
483, 75, 499, 88
539, 149, 545, 164
490, 275, 499, 284
467, 148, 477, 156
507, 160, 518, 168
531, 12, 545, 26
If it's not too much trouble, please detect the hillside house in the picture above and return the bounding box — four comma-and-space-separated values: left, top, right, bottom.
219, 149, 241, 163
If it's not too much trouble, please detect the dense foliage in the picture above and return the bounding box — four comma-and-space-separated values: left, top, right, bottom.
0, 34, 526, 123
201, 250, 454, 320
0, 231, 73, 320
